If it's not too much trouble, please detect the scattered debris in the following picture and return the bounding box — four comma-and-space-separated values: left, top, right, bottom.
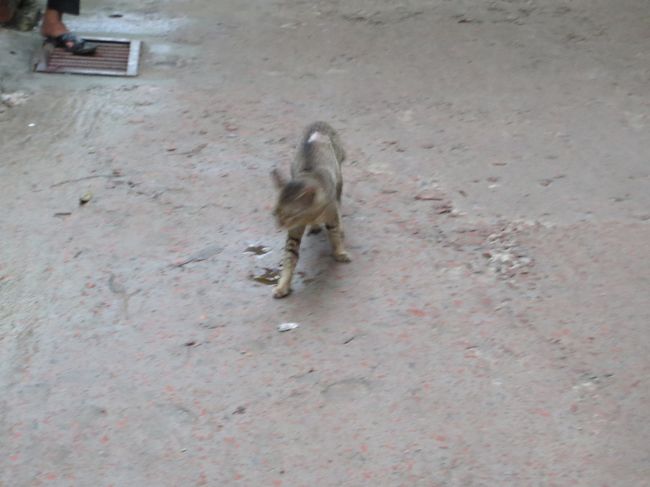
50, 174, 116, 188
321, 377, 371, 398
435, 202, 454, 214
53, 212, 72, 218
108, 273, 139, 319
342, 10, 422, 26
454, 16, 482, 24
482, 224, 535, 278
108, 273, 127, 295
415, 191, 445, 201
290, 368, 315, 380
232, 406, 246, 415
251, 268, 280, 285
244, 245, 271, 256
174, 244, 223, 267
79, 192, 93, 205
197, 316, 224, 330
170, 143, 208, 158
184, 341, 198, 347
277, 322, 300, 332
411, 188, 456, 215
1, 91, 29, 107
539, 174, 566, 187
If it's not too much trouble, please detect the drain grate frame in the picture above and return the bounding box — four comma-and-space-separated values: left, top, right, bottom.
34, 37, 141, 77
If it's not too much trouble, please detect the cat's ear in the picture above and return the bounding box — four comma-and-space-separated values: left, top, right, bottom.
296, 185, 316, 205
271, 168, 287, 189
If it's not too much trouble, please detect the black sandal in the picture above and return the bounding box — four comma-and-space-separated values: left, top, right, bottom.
45, 33, 97, 55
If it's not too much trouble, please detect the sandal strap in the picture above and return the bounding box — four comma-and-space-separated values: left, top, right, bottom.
58, 32, 83, 45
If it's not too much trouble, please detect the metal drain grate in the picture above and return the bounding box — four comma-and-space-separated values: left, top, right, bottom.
34, 37, 141, 77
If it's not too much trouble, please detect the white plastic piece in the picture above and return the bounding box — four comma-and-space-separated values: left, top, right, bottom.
277, 322, 300, 332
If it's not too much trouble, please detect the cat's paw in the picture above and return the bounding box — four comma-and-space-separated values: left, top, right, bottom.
333, 252, 352, 263
273, 285, 292, 299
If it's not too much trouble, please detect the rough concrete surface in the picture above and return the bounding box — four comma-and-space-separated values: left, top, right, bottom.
1, 0, 649, 486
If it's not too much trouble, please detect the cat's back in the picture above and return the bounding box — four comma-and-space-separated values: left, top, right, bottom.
293, 121, 346, 175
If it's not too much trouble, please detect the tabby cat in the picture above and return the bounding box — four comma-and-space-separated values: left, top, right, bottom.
271, 122, 351, 298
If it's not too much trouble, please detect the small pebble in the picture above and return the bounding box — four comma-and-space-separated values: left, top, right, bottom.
79, 192, 93, 205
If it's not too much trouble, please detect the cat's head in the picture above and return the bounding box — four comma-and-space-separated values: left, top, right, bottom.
271, 169, 325, 229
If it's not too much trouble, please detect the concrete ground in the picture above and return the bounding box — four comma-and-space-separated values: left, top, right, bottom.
1, 0, 649, 485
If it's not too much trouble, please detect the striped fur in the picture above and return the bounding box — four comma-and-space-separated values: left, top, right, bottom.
271, 122, 350, 298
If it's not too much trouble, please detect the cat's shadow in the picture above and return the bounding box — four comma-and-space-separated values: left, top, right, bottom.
290, 231, 345, 302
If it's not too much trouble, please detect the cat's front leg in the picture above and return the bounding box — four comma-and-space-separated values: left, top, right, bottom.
274, 225, 305, 298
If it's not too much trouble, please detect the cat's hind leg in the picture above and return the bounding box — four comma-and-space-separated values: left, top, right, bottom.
326, 210, 351, 263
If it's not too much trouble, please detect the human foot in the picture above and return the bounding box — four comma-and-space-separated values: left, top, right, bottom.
41, 9, 96, 55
